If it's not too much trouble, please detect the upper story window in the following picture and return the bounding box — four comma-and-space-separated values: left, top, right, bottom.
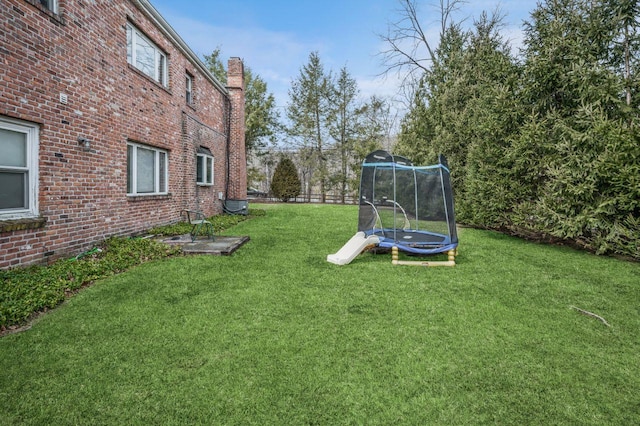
186, 73, 194, 105
38, 0, 58, 13
196, 147, 214, 186
127, 142, 168, 196
0, 116, 39, 219
126, 23, 168, 87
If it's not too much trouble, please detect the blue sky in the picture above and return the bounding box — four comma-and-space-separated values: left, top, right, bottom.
151, 0, 538, 110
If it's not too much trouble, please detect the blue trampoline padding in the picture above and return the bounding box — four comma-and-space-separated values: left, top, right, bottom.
364, 229, 458, 255
379, 241, 458, 255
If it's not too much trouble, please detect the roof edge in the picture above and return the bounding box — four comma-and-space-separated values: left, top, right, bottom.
133, 0, 228, 96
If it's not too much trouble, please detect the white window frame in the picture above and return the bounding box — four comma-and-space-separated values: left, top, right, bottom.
186, 73, 193, 105
0, 116, 39, 219
39, 0, 58, 13
126, 22, 168, 87
127, 142, 168, 196
196, 151, 214, 186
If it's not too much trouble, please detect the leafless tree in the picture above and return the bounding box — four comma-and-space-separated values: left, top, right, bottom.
378, 0, 468, 97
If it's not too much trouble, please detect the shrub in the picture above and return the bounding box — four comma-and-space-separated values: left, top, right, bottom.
0, 237, 179, 330
0, 210, 266, 331
270, 157, 301, 202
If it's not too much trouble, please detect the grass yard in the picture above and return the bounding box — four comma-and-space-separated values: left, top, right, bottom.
1, 203, 639, 424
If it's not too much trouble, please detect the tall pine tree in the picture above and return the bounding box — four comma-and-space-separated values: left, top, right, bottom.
329, 67, 360, 204
287, 52, 332, 202
514, 0, 640, 256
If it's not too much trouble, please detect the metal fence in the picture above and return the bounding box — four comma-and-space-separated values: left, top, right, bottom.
248, 193, 357, 205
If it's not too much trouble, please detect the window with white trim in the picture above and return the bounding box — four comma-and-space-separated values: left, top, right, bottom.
38, 0, 58, 13
196, 147, 214, 186
0, 116, 39, 219
186, 73, 193, 105
126, 23, 168, 87
127, 142, 168, 195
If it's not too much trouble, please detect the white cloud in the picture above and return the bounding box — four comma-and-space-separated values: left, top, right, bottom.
356, 72, 405, 103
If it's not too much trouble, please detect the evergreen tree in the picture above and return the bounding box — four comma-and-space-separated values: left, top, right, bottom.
392, 0, 639, 258
396, 22, 468, 163
329, 67, 360, 203
611, 0, 640, 107
203, 49, 280, 154
514, 0, 640, 257
351, 96, 391, 193
203, 48, 227, 83
287, 52, 332, 202
270, 157, 301, 202
282, 53, 397, 204
460, 12, 522, 227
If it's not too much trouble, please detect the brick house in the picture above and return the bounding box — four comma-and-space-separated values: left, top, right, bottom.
0, 0, 247, 269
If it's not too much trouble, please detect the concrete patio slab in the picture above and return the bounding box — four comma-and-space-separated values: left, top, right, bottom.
159, 234, 250, 256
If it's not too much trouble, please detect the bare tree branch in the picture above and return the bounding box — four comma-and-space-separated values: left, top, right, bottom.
377, 0, 468, 93
571, 306, 612, 327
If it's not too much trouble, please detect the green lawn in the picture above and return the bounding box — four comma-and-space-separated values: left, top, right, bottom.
1, 203, 639, 425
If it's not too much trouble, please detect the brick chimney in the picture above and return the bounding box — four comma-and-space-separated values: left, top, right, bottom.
225, 57, 247, 212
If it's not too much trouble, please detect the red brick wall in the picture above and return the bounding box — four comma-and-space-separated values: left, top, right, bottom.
226, 58, 247, 201
0, 0, 244, 269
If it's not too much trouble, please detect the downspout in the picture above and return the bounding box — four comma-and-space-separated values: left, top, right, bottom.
224, 94, 231, 202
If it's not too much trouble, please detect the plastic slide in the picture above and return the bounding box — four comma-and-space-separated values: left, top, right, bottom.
327, 232, 380, 265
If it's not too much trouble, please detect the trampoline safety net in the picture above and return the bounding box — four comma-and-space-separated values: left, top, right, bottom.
357, 150, 458, 255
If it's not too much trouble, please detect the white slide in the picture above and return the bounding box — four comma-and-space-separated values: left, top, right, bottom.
327, 232, 380, 265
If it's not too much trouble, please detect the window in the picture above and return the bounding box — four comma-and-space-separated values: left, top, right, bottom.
186, 73, 193, 105
127, 142, 168, 195
38, 0, 58, 13
196, 147, 214, 186
0, 116, 39, 219
126, 23, 168, 87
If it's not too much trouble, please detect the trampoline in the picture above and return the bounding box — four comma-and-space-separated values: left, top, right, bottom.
358, 150, 458, 255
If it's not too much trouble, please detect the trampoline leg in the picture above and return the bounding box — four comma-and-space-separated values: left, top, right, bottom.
391, 246, 456, 267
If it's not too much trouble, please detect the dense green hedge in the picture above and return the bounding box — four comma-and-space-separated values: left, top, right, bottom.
396, 1, 639, 260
